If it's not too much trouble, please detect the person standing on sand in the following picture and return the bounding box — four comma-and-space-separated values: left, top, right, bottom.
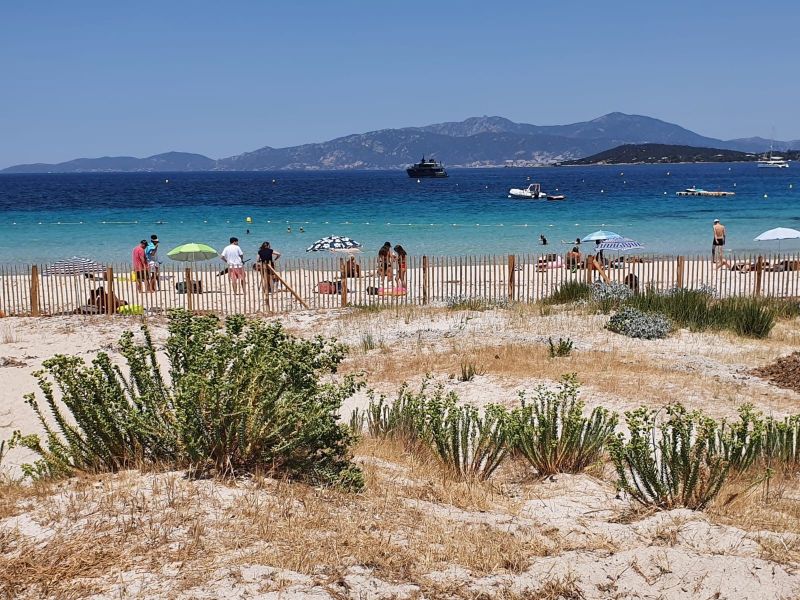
221, 237, 246, 294
145, 234, 160, 292
132, 240, 148, 293
377, 242, 393, 285
256, 241, 280, 293
394, 245, 408, 288
712, 219, 727, 267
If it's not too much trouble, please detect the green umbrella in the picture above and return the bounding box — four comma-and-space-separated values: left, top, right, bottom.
167, 243, 218, 262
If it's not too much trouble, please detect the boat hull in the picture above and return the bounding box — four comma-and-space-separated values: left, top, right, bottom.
407, 168, 448, 178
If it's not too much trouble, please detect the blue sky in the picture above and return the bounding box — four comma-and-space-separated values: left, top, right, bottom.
1, 1, 797, 167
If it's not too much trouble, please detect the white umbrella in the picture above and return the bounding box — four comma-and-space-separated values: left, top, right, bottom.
582, 230, 623, 242
754, 227, 800, 252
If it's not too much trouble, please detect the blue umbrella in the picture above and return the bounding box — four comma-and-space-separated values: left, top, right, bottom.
597, 237, 644, 251
582, 230, 622, 242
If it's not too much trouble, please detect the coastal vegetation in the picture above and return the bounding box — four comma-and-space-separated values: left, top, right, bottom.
8, 310, 364, 489
3, 306, 800, 597
561, 143, 800, 165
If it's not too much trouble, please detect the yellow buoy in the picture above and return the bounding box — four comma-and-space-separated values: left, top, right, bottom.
245, 216, 252, 223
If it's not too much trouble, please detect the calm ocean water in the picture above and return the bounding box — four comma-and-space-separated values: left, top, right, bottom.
0, 164, 797, 265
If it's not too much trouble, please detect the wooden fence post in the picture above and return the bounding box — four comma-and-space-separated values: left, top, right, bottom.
29, 265, 40, 317
676, 256, 685, 289
507, 255, 516, 301
106, 266, 114, 316
754, 256, 763, 297
422, 255, 429, 305
340, 259, 348, 307
185, 267, 193, 312
586, 256, 594, 284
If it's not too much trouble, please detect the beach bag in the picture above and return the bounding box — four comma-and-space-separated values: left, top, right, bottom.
316, 281, 341, 294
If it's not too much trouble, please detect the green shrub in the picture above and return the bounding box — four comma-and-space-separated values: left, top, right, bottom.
511, 376, 617, 476
11, 311, 363, 489
547, 337, 573, 358
714, 404, 765, 472
624, 289, 776, 338
607, 307, 671, 339
361, 383, 429, 444
424, 393, 511, 481
763, 415, 800, 467
545, 281, 592, 305
724, 298, 776, 339
610, 405, 729, 510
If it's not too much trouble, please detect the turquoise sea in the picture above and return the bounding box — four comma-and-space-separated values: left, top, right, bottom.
0, 163, 798, 265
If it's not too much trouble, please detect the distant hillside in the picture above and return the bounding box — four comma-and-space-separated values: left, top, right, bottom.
2, 152, 215, 173
3, 114, 798, 173
560, 144, 763, 165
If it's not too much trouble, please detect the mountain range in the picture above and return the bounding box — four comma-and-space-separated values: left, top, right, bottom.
3, 113, 798, 173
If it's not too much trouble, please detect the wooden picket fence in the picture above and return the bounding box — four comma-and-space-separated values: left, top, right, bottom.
1, 252, 799, 318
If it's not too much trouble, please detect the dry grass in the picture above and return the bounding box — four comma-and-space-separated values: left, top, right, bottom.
0, 324, 17, 344
710, 471, 800, 565
341, 339, 797, 418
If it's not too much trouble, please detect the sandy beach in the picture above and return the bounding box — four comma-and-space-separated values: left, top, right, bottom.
2, 253, 799, 317
2, 303, 800, 598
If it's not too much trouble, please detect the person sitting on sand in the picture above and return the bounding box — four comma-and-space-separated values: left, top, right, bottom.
565, 246, 582, 268
624, 273, 639, 294
344, 256, 361, 278
89, 286, 127, 313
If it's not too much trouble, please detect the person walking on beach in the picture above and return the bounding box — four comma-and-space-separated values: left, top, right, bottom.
221, 237, 246, 294
712, 219, 727, 267
394, 245, 408, 288
132, 239, 148, 293
145, 234, 160, 292
256, 241, 280, 293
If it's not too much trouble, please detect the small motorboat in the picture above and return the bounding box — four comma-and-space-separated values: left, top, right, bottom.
546, 194, 566, 201
508, 183, 547, 199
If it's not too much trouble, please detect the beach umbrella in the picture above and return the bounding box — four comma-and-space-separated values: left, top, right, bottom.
597, 237, 644, 251
581, 230, 623, 242
306, 235, 362, 253
43, 256, 106, 276
167, 243, 218, 262
754, 227, 800, 252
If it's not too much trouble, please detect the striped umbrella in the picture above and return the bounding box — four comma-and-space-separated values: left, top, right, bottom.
306, 236, 362, 253
597, 237, 644, 251
43, 257, 107, 276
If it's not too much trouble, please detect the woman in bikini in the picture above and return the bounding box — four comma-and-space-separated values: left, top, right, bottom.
377, 242, 392, 285
394, 245, 407, 288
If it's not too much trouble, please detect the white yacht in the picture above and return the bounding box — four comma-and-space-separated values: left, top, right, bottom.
757, 155, 789, 168
508, 183, 547, 199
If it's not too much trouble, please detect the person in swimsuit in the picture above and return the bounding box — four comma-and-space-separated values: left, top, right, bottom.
394, 244, 407, 288
377, 242, 392, 284
712, 219, 727, 267
256, 241, 280, 292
